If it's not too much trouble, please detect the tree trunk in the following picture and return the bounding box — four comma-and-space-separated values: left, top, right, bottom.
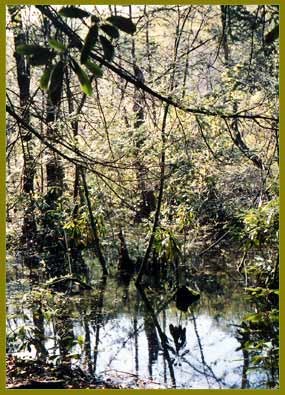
9, 6, 37, 271
130, 6, 156, 223
41, 16, 67, 278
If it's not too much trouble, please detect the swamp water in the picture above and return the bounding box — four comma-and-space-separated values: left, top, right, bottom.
6, 257, 275, 389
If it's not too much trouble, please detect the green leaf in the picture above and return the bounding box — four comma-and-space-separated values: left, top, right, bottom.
85, 60, 103, 78
77, 335, 84, 346
106, 15, 136, 35
99, 35, 114, 62
16, 44, 45, 55
48, 61, 64, 105
16, 44, 53, 65
59, 6, 90, 19
80, 24, 98, 65
48, 38, 66, 52
71, 59, 92, 96
244, 312, 263, 324
16, 44, 54, 66
39, 67, 52, 90
30, 53, 53, 66
100, 23, 120, 39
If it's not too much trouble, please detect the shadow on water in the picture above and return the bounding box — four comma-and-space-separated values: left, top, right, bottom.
6, 252, 278, 389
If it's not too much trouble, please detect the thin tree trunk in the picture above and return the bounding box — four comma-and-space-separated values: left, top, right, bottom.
129, 6, 156, 223
220, 6, 264, 171
80, 168, 108, 276
136, 103, 169, 284
40, 16, 67, 278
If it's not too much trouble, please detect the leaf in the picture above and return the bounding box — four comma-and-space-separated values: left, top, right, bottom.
99, 35, 114, 62
71, 59, 92, 96
77, 335, 84, 346
48, 38, 66, 52
244, 312, 263, 324
16, 44, 53, 66
16, 44, 47, 55
265, 24, 279, 45
85, 60, 103, 78
48, 61, 64, 105
80, 24, 98, 65
59, 6, 90, 19
100, 23, 120, 39
39, 67, 52, 90
107, 15, 136, 35
30, 53, 53, 66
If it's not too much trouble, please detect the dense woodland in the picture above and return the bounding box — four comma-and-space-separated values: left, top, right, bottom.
6, 5, 279, 389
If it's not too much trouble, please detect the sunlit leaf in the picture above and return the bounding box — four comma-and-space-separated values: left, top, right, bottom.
77, 335, 84, 346
71, 59, 92, 96
244, 312, 263, 323
85, 60, 103, 78
39, 67, 52, 90
48, 38, 66, 52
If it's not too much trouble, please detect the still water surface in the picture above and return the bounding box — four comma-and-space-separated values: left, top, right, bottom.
7, 267, 269, 389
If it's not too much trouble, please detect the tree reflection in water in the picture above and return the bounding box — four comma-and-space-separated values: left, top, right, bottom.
7, 269, 278, 389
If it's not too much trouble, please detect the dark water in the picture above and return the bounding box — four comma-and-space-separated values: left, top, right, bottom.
6, 256, 276, 389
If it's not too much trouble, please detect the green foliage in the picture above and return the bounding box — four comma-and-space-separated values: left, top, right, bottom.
48, 61, 64, 105
245, 287, 279, 299
15, 44, 49, 56
154, 228, 182, 263
176, 205, 195, 232
99, 35, 114, 62
39, 67, 52, 90
59, 6, 90, 19
14, 8, 137, 101
106, 15, 136, 35
48, 38, 67, 52
100, 23, 120, 39
70, 58, 93, 96
85, 60, 103, 78
63, 212, 90, 247
238, 299, 278, 380
16, 44, 54, 66
7, 324, 36, 353
240, 198, 279, 246
76, 335, 85, 347
80, 24, 99, 65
